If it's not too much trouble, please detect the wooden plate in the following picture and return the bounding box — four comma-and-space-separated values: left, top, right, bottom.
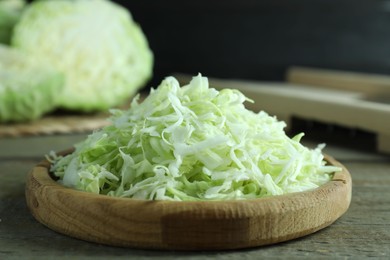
25, 151, 351, 250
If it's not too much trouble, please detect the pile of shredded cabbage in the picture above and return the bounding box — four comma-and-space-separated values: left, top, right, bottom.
51, 74, 340, 201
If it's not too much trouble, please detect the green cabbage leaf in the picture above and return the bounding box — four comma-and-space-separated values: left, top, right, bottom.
0, 0, 25, 44
0, 44, 63, 122
51, 74, 340, 201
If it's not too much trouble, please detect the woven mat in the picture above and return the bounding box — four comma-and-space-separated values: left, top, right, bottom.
0, 113, 111, 137
0, 93, 149, 138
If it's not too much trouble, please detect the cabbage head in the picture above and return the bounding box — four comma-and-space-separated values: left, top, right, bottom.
0, 0, 25, 44
51, 74, 340, 201
0, 44, 63, 122
12, 0, 153, 111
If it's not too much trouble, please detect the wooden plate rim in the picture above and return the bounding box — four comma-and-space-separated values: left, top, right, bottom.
25, 150, 352, 250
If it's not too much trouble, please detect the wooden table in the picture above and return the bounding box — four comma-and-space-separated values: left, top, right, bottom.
1, 133, 389, 259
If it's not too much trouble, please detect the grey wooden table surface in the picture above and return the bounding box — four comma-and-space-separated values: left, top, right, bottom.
1, 133, 389, 259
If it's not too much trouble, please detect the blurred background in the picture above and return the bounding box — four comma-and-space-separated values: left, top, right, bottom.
3, 0, 389, 152
117, 0, 390, 86
111, 0, 390, 152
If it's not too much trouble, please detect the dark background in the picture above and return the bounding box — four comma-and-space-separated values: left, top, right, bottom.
115, 0, 390, 86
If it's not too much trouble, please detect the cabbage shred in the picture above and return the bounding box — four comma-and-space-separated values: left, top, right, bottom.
51, 75, 340, 201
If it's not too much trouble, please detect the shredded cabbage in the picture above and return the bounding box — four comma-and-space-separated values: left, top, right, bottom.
51, 74, 340, 201
11, 0, 153, 111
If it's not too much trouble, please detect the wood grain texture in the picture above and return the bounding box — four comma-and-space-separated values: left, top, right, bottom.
2, 135, 388, 258
286, 66, 390, 96
25, 153, 351, 250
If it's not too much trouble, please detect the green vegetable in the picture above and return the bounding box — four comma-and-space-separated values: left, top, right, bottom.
51, 74, 340, 201
12, 0, 153, 111
0, 0, 25, 44
0, 44, 63, 122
